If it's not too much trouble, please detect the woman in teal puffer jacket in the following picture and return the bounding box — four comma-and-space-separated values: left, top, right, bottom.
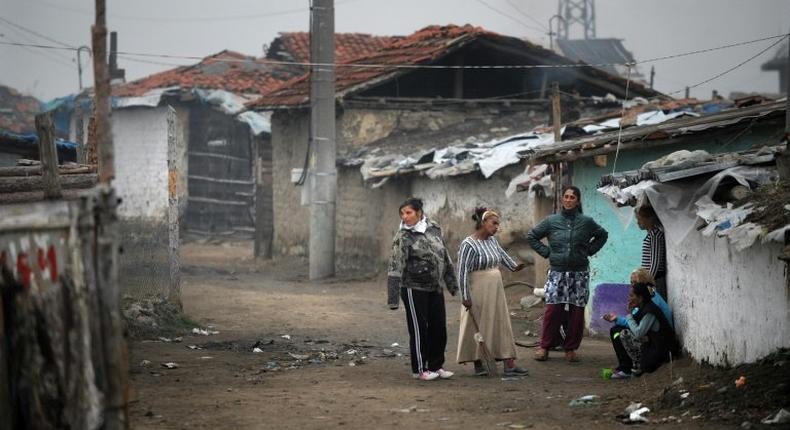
526, 185, 608, 363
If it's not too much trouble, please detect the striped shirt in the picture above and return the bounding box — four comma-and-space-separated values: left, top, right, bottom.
641, 226, 667, 279
457, 236, 518, 301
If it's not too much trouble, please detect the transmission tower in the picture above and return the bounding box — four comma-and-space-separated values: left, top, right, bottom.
557, 0, 596, 40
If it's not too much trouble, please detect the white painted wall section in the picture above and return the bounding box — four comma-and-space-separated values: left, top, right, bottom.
669, 232, 789, 366
112, 107, 170, 221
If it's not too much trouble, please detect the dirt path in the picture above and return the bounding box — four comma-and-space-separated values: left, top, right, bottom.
126, 246, 749, 429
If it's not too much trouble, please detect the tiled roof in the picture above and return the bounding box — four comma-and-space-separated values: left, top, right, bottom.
266, 32, 402, 64
249, 24, 660, 109
0, 85, 42, 134
113, 50, 286, 97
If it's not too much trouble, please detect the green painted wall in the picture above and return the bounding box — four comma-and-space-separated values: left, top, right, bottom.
571, 124, 783, 331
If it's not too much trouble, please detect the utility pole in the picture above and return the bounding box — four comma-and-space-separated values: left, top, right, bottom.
309, 0, 336, 280
551, 82, 562, 213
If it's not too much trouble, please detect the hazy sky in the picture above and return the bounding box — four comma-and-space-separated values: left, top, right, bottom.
1, 0, 789, 102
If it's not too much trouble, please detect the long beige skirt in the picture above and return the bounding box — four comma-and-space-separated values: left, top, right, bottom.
456, 268, 518, 363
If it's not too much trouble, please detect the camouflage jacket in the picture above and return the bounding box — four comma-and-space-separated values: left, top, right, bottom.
387, 219, 458, 308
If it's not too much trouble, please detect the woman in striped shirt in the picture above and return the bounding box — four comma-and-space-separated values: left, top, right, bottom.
456, 207, 529, 377
636, 205, 667, 301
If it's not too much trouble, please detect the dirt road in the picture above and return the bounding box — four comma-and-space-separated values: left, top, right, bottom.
126, 245, 758, 429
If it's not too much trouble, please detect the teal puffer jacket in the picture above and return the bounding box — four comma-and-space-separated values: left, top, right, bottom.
526, 209, 608, 272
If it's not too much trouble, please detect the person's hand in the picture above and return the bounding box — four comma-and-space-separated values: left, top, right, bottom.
514, 263, 526, 272
602, 312, 616, 322
462, 299, 472, 309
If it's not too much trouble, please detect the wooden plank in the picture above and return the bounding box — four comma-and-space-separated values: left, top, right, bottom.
188, 151, 249, 163
35, 112, 62, 199
188, 196, 249, 206
0, 174, 97, 194
187, 175, 254, 185
0, 165, 95, 177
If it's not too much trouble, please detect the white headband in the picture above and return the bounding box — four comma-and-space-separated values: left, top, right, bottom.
481, 210, 499, 222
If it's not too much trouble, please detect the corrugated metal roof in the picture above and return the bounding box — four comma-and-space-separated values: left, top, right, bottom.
522, 100, 787, 163
556, 38, 641, 78
248, 24, 662, 110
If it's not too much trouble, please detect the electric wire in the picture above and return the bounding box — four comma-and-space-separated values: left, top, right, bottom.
2, 33, 786, 72
474, 0, 547, 33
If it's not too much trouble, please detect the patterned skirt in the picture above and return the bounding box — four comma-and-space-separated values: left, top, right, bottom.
544, 270, 590, 307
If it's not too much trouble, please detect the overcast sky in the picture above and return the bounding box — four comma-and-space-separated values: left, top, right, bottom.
1, 0, 788, 102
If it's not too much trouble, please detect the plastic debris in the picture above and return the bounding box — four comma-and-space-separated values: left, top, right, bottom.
568, 395, 599, 407
289, 353, 309, 360
627, 406, 650, 423
390, 342, 400, 347
161, 362, 178, 369
252, 347, 264, 353
680, 392, 690, 399
762, 409, 790, 425
187, 345, 202, 350
280, 334, 291, 340
192, 328, 220, 336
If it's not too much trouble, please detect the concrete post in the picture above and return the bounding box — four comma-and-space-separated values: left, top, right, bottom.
309, 0, 337, 279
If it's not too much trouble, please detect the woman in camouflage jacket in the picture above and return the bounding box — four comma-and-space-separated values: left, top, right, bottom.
387, 198, 458, 381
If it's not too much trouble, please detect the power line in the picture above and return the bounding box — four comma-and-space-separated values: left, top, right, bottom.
0, 35, 76, 70
503, 0, 548, 31
0, 21, 75, 64
0, 16, 75, 48
27, 0, 360, 23
474, 0, 546, 33
2, 33, 787, 72
666, 35, 788, 97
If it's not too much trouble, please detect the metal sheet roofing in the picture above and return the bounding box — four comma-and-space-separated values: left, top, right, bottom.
556, 38, 641, 78
522, 99, 787, 163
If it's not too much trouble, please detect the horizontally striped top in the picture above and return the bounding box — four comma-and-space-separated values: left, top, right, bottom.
457, 236, 518, 301
641, 226, 666, 279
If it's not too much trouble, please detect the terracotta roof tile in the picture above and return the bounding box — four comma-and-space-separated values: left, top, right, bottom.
267, 32, 402, 64
113, 50, 286, 97
249, 24, 661, 109
0, 85, 42, 133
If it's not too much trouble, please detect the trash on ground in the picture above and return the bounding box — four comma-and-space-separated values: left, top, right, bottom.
252, 347, 264, 353
391, 342, 400, 347
568, 394, 599, 407
161, 362, 178, 369
289, 352, 309, 360
625, 406, 650, 423
187, 345, 202, 350
280, 334, 291, 340
520, 295, 542, 309
762, 408, 790, 425
139, 360, 151, 367
192, 328, 220, 336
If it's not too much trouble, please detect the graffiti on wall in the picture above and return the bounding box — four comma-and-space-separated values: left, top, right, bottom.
0, 232, 68, 292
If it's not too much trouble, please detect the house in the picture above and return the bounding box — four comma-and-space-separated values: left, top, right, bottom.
596, 144, 788, 365
520, 98, 787, 338
248, 24, 661, 274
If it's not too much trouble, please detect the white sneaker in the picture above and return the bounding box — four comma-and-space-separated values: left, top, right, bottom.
436, 368, 454, 379
418, 371, 439, 381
